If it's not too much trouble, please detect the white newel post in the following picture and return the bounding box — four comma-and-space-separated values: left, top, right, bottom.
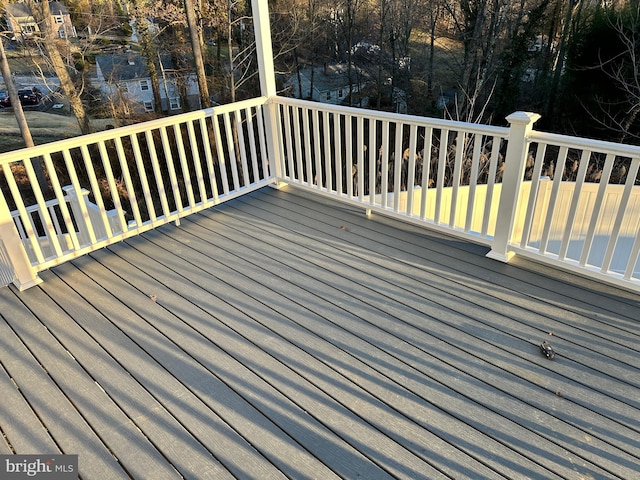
0, 192, 42, 290
252, 0, 284, 184
487, 111, 541, 263
63, 185, 94, 245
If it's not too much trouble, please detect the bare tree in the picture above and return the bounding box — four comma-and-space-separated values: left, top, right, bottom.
448, 0, 512, 122
332, 0, 368, 106
129, 1, 164, 114
184, 0, 211, 107
426, 0, 445, 97
545, 0, 579, 119
223, 0, 263, 103
1, 33, 48, 189
376, 0, 391, 108
0, 38, 34, 149
579, 2, 640, 142
387, 0, 429, 111
25, 0, 93, 134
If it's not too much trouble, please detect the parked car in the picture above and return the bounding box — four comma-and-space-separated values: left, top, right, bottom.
0, 87, 42, 107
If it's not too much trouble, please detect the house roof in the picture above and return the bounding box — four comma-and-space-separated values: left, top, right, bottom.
95, 53, 151, 82
48, 2, 70, 15
5, 2, 70, 18
298, 63, 373, 92
95, 53, 177, 82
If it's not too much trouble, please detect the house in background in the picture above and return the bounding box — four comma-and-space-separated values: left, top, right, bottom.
94, 53, 200, 115
5, 1, 77, 40
286, 62, 374, 107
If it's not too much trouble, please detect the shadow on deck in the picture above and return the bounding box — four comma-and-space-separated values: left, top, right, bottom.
1, 186, 639, 479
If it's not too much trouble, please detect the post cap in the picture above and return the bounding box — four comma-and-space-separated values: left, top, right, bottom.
506, 111, 541, 125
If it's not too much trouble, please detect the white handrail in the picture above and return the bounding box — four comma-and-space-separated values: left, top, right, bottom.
2, 95, 639, 292
0, 97, 270, 168
273, 97, 510, 138
270, 98, 640, 291
0, 97, 274, 287
271, 96, 512, 247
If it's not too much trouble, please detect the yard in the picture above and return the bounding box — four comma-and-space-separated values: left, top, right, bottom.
0, 110, 115, 153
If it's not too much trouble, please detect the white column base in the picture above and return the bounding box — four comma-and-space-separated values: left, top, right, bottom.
486, 249, 516, 263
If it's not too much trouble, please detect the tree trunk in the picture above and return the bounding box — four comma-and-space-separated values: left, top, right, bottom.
459, 1, 487, 121
376, 0, 388, 109
427, 8, 437, 96
308, 0, 317, 101
132, 4, 163, 114
0, 42, 34, 149
26, 0, 92, 135
227, 0, 237, 103
546, 0, 577, 119
184, 0, 211, 108
346, 0, 355, 106
0, 39, 50, 192
294, 48, 303, 98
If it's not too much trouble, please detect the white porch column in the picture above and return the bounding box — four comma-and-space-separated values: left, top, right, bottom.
252, 0, 284, 184
252, 0, 276, 97
487, 111, 541, 263
0, 193, 42, 290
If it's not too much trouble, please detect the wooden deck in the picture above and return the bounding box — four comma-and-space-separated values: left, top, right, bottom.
1, 186, 639, 480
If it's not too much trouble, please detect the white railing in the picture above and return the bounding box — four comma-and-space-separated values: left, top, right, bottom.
9, 187, 121, 265
513, 131, 640, 287
1, 94, 639, 292
0, 239, 14, 286
0, 96, 274, 288
272, 96, 511, 244
272, 97, 640, 292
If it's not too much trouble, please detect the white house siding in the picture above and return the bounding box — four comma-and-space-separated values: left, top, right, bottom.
94, 54, 200, 114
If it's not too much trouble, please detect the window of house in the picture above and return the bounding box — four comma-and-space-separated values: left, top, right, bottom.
144, 101, 154, 112
338, 89, 343, 98
326, 91, 331, 100
140, 80, 150, 91
55, 16, 63, 24
169, 97, 181, 110
118, 82, 129, 93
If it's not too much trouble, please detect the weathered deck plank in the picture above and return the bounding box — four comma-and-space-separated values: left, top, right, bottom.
168, 213, 569, 479
51, 255, 338, 480
215, 188, 640, 479
108, 235, 450, 479
1, 186, 639, 480
0, 354, 58, 455
0, 289, 129, 478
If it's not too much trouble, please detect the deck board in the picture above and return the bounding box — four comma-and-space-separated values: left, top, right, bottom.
55, 253, 344, 480
217, 189, 640, 478
0, 289, 128, 478
1, 186, 639, 480
111, 234, 449, 479
144, 223, 506, 479
0, 332, 59, 455
249, 190, 640, 396
271, 187, 640, 323
34, 268, 239, 480
173, 212, 571, 479
45, 260, 296, 480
